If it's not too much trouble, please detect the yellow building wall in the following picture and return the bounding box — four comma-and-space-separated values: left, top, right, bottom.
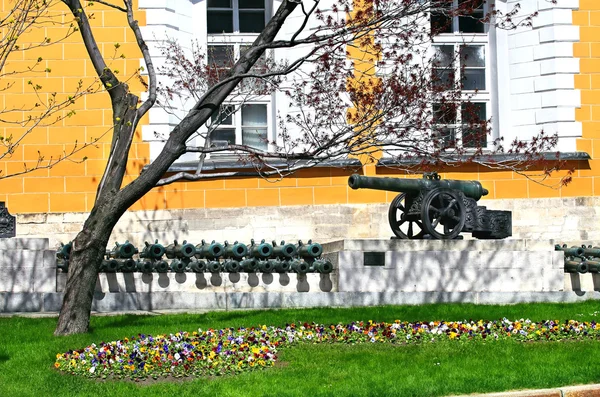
1, 1, 599, 214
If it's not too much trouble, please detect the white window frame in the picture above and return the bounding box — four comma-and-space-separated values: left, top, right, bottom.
206, 0, 269, 35
431, 0, 492, 150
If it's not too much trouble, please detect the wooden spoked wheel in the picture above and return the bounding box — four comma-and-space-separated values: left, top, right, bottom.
388, 193, 426, 239
421, 188, 466, 240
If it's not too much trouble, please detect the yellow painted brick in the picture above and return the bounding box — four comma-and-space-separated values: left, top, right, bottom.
573, 10, 590, 26
594, 138, 600, 157
580, 27, 600, 42
65, 175, 101, 192
581, 0, 600, 11
258, 177, 297, 188
577, 138, 593, 154
0, 78, 24, 93
7, 193, 48, 213
247, 188, 279, 207
574, 42, 591, 58
6, 127, 48, 145
581, 89, 600, 104
24, 77, 63, 93
23, 44, 63, 61
205, 189, 246, 208
86, 192, 97, 211
85, 93, 111, 109
582, 122, 600, 138
47, 127, 86, 144
562, 176, 593, 197
63, 43, 90, 60
224, 177, 259, 189
63, 110, 105, 127
86, 126, 113, 143
24, 177, 64, 193
576, 105, 592, 121
24, 144, 65, 161
295, 168, 332, 186
0, 177, 23, 193
280, 187, 314, 206
93, 27, 126, 43
494, 180, 528, 199
348, 187, 387, 204
50, 192, 87, 212
102, 11, 131, 27
64, 77, 102, 92
47, 60, 86, 77
591, 43, 600, 57
85, 159, 108, 176
528, 179, 561, 198
165, 190, 205, 209
46, 28, 85, 43
71, 144, 105, 161
578, 159, 600, 177
591, 11, 600, 26
314, 186, 348, 205
134, 143, 150, 160
131, 190, 167, 211
48, 161, 84, 177
101, 42, 142, 60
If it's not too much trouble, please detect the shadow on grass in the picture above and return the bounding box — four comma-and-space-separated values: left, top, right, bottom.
0, 354, 8, 363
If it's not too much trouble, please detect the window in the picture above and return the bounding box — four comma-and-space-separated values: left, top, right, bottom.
207, 0, 266, 34
209, 104, 269, 151
431, 0, 489, 149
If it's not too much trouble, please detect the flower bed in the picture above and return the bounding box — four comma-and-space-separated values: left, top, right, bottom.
54, 318, 600, 380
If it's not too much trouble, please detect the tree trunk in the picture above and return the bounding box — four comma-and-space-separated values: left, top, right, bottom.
54, 199, 122, 336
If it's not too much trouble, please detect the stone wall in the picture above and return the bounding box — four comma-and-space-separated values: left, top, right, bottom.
12, 196, 600, 250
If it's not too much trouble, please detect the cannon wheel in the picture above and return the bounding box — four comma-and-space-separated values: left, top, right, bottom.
421, 188, 466, 239
388, 193, 426, 239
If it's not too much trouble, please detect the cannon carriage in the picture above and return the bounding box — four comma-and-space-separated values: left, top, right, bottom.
348, 172, 511, 240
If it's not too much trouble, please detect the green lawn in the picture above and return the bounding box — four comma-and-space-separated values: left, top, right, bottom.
1, 301, 600, 397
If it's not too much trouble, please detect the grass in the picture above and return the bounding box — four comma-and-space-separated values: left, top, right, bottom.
2, 301, 600, 397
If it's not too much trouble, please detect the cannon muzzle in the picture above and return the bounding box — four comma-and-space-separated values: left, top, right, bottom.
583, 246, 600, 259
119, 259, 137, 272
154, 259, 169, 273
166, 240, 196, 259
108, 241, 138, 259
555, 245, 585, 257
141, 240, 165, 259
240, 258, 258, 272
297, 240, 323, 259
257, 259, 274, 273
585, 259, 600, 273
195, 240, 224, 259
348, 173, 489, 201
101, 259, 119, 272
207, 260, 222, 273
223, 241, 248, 260
272, 241, 297, 259
57, 241, 72, 260
311, 259, 333, 273
564, 259, 588, 274
250, 239, 274, 259
289, 259, 310, 273
170, 259, 187, 273
224, 259, 241, 272
188, 259, 207, 273
137, 259, 154, 273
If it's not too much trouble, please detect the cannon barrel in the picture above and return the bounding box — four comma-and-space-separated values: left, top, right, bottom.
141, 240, 165, 259
297, 240, 323, 259
207, 260, 222, 273
289, 259, 310, 273
311, 259, 333, 273
257, 259, 274, 273
555, 245, 585, 257
585, 259, 600, 273
57, 241, 72, 260
222, 241, 248, 260
564, 259, 588, 274
170, 259, 187, 273
101, 259, 119, 272
119, 259, 137, 272
108, 240, 138, 259
223, 259, 241, 273
249, 239, 273, 259
166, 240, 196, 259
195, 240, 224, 259
188, 259, 207, 273
272, 241, 297, 259
348, 174, 489, 201
137, 259, 154, 273
583, 246, 600, 258
154, 259, 169, 273
240, 258, 258, 272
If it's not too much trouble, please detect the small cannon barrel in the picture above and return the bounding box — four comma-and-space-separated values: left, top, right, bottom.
166, 240, 196, 259
348, 174, 489, 201
297, 240, 323, 259
240, 258, 258, 272
195, 240, 224, 259
585, 259, 600, 273
57, 241, 72, 260
206, 260, 222, 273
154, 259, 169, 273
269, 258, 290, 273
101, 259, 119, 272
311, 259, 333, 273
555, 245, 584, 257
141, 240, 165, 259
170, 259, 187, 273
272, 241, 298, 259
188, 259, 207, 273
250, 239, 274, 259
564, 259, 588, 274
583, 246, 600, 258
289, 259, 310, 273
257, 259, 274, 273
222, 241, 248, 260
119, 259, 137, 272
108, 241, 138, 259
137, 259, 154, 273
223, 259, 241, 273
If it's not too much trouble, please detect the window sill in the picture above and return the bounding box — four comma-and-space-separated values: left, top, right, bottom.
377, 151, 591, 167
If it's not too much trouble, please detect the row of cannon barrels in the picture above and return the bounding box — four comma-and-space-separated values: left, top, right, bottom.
555, 244, 600, 274
55, 239, 333, 274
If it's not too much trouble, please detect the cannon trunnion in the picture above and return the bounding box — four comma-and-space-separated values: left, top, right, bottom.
348, 173, 511, 240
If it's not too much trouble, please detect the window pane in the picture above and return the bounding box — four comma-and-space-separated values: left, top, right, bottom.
242, 128, 268, 150
432, 69, 454, 90
459, 13, 484, 33
211, 105, 234, 125
207, 0, 231, 8
211, 128, 236, 146
433, 103, 457, 124
433, 45, 453, 68
239, 10, 265, 33
242, 104, 267, 126
239, 0, 264, 9
207, 11, 233, 33
461, 102, 486, 123
462, 69, 485, 90
462, 126, 487, 148
460, 46, 485, 67
431, 12, 452, 34
434, 127, 456, 149
208, 45, 234, 67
